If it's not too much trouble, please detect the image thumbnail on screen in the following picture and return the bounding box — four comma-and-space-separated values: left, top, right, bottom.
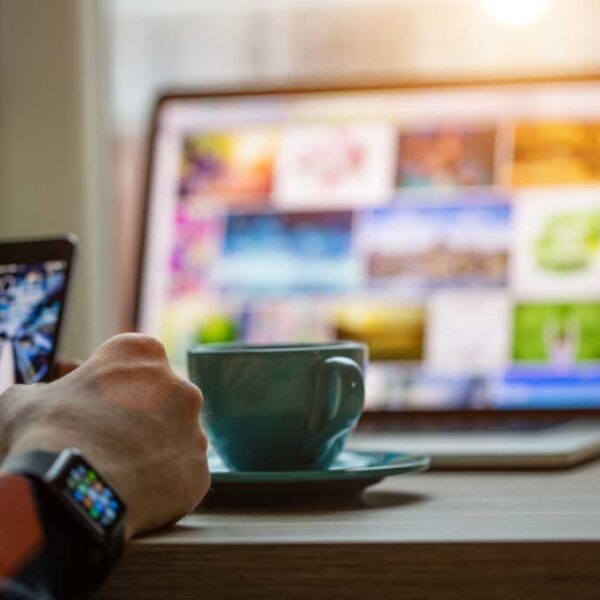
0, 261, 68, 393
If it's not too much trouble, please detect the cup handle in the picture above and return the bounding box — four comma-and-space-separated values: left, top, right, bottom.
302, 356, 365, 462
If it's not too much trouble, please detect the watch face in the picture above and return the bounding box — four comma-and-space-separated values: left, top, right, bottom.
52, 453, 125, 537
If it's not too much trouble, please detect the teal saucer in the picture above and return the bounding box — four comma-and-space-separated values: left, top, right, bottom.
207, 450, 430, 501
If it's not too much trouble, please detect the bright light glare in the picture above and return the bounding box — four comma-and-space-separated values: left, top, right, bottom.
483, 0, 549, 27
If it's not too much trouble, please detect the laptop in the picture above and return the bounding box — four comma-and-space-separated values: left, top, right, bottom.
135, 75, 600, 468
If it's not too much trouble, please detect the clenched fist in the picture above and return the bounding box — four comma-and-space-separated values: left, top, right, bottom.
0, 333, 210, 539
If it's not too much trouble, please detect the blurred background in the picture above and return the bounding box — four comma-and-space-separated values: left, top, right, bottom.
1, 0, 600, 412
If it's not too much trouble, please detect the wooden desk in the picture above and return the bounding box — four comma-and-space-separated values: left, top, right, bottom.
96, 461, 600, 599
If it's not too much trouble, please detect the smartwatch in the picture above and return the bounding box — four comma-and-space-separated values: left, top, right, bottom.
2, 448, 126, 570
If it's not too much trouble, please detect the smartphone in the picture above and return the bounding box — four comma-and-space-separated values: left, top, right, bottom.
0, 236, 77, 393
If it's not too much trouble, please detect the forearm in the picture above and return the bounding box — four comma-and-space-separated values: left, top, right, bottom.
0, 473, 110, 599
0, 474, 43, 598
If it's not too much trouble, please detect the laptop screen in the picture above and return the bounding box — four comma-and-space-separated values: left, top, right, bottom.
137, 78, 600, 412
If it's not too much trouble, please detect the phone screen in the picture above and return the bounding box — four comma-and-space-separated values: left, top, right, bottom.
0, 260, 69, 393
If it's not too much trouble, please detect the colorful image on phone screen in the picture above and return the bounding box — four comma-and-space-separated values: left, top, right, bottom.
0, 260, 69, 392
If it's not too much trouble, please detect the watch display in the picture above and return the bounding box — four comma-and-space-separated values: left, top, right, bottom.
50, 452, 126, 538
65, 464, 122, 529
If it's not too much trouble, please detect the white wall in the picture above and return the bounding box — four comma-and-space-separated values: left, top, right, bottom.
109, 0, 600, 134
0, 0, 113, 358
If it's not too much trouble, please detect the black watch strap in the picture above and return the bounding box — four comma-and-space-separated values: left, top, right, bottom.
22, 475, 112, 598
2, 449, 125, 576
2, 449, 58, 479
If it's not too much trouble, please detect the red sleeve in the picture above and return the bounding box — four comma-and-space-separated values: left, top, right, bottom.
0, 474, 43, 578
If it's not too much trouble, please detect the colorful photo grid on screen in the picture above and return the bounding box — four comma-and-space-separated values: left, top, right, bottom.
147, 85, 600, 411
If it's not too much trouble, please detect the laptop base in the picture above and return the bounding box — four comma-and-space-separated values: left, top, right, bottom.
350, 420, 600, 469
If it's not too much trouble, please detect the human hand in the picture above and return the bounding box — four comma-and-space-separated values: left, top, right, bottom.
0, 333, 210, 539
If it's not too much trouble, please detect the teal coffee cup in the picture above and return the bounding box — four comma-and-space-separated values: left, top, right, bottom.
188, 342, 367, 471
